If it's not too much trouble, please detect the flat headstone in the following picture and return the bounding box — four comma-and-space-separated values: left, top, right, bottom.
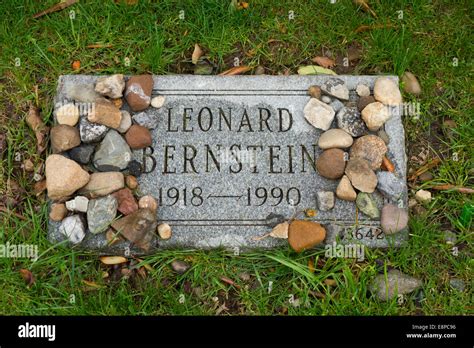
50, 75, 408, 253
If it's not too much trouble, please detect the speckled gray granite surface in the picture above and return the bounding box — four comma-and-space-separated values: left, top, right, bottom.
50, 75, 408, 254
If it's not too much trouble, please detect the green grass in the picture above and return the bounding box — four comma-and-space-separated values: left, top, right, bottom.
0, 0, 472, 315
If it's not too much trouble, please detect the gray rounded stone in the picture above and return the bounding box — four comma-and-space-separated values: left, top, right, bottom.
381, 204, 408, 234
69, 144, 95, 164
87, 195, 118, 234
370, 269, 422, 301
93, 130, 132, 171
377, 171, 405, 202
336, 107, 367, 137
316, 191, 335, 211
321, 78, 349, 100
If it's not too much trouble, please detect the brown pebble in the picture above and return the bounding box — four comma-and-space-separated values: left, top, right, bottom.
125, 175, 138, 190
316, 148, 346, 179
157, 223, 172, 240
138, 195, 158, 212
49, 203, 68, 221
125, 125, 152, 149
23, 159, 35, 172
308, 85, 321, 99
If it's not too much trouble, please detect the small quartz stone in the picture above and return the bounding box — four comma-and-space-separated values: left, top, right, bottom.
138, 195, 158, 212
356, 84, 370, 97
117, 111, 132, 133
374, 77, 402, 106
65, 195, 89, 213
157, 223, 172, 240
59, 215, 86, 244
321, 95, 332, 104
94, 74, 125, 99
171, 260, 190, 274
316, 191, 335, 211
55, 103, 80, 126
361, 102, 392, 131
415, 189, 432, 204
318, 129, 353, 149
151, 95, 166, 108
303, 98, 335, 131
321, 78, 349, 100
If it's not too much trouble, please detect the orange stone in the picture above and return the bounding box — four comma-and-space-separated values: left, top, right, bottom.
288, 220, 326, 253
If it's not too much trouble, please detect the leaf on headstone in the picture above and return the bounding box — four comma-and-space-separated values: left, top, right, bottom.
19, 269, 35, 287
32, 0, 78, 19
192, 44, 203, 64
269, 222, 289, 239
297, 65, 336, 76
353, 0, 377, 18
26, 105, 49, 154
311, 56, 336, 68
99, 256, 128, 265
219, 66, 252, 75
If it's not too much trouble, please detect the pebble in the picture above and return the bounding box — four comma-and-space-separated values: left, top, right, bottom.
55, 103, 80, 126
127, 160, 143, 177
65, 195, 89, 213
370, 269, 422, 301
117, 111, 132, 134
361, 102, 392, 131
125, 125, 152, 149
125, 75, 153, 111
23, 159, 35, 172
321, 95, 332, 104
111, 208, 157, 251
345, 158, 377, 193
93, 130, 132, 171
45, 155, 90, 200
79, 116, 108, 143
381, 204, 408, 234
316, 191, 335, 211
157, 223, 172, 240
377, 129, 390, 144
350, 135, 387, 170
307, 85, 321, 99
79, 172, 124, 198
87, 195, 118, 234
151, 95, 166, 108
132, 111, 159, 130
138, 195, 158, 212
418, 171, 433, 182
374, 77, 402, 106
356, 192, 380, 219
49, 203, 68, 221
59, 215, 86, 244
254, 66, 265, 75
321, 78, 349, 100
316, 148, 346, 179
303, 98, 335, 131
415, 189, 432, 204
288, 220, 326, 253
336, 175, 357, 201
68, 144, 95, 165
66, 83, 104, 103
449, 278, 465, 292
336, 107, 367, 137
50, 125, 81, 153
87, 100, 122, 129
113, 188, 138, 216
94, 74, 125, 98
318, 129, 353, 149
356, 84, 370, 97
357, 95, 376, 112
376, 171, 405, 202
125, 175, 138, 190
401, 72, 421, 96
329, 99, 344, 112
171, 260, 191, 274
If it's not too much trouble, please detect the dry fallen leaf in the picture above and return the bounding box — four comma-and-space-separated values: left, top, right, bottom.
381, 156, 395, 172
219, 66, 252, 76
269, 222, 289, 239
297, 65, 336, 75
100, 256, 128, 265
311, 56, 336, 68
353, 0, 377, 18
355, 23, 395, 33
82, 280, 105, 289
220, 276, 241, 289
324, 278, 337, 286
25, 105, 48, 154
33, 0, 78, 19
430, 185, 474, 194
192, 44, 203, 65
34, 180, 47, 196
19, 269, 35, 287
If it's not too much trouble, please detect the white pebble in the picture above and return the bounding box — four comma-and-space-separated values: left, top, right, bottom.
151, 95, 166, 108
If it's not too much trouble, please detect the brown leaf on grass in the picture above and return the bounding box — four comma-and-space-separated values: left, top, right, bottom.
408, 158, 441, 181
381, 156, 395, 172
311, 56, 336, 68
82, 279, 105, 289
33, 0, 78, 19
219, 66, 252, 76
324, 278, 337, 286
19, 269, 35, 287
430, 185, 474, 194
25, 105, 48, 154
100, 256, 128, 265
355, 23, 395, 33
0, 206, 27, 221
353, 0, 377, 18
192, 44, 204, 65
220, 276, 241, 289
86, 43, 113, 49
308, 259, 315, 273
